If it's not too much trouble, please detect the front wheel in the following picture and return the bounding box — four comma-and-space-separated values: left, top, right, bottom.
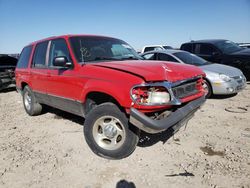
83, 102, 139, 159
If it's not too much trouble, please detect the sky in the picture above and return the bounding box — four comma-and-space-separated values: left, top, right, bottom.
0, 0, 250, 53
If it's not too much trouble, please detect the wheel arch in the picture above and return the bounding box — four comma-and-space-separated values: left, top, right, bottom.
21, 82, 29, 90
83, 91, 125, 115
204, 77, 213, 94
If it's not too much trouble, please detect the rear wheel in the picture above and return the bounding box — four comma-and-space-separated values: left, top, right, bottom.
84, 102, 139, 159
202, 79, 212, 98
22, 86, 43, 116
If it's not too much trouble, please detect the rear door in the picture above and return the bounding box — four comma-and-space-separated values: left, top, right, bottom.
30, 41, 49, 103
195, 43, 221, 63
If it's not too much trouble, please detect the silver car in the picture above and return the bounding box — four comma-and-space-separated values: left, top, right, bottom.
141, 50, 247, 98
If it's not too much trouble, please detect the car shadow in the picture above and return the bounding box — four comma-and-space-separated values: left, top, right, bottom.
43, 106, 176, 147
137, 128, 175, 147
210, 93, 237, 99
43, 105, 84, 126
116, 179, 136, 188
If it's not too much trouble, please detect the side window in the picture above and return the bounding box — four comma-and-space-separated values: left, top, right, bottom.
157, 53, 178, 62
181, 44, 193, 52
144, 47, 155, 52
199, 44, 215, 55
49, 39, 71, 67
16, 46, 32, 68
33, 41, 48, 68
143, 53, 156, 60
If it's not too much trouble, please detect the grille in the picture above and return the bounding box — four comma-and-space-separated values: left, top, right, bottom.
231, 75, 245, 84
172, 81, 198, 99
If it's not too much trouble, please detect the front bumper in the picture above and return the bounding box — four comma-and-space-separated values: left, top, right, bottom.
129, 96, 206, 133
211, 77, 246, 95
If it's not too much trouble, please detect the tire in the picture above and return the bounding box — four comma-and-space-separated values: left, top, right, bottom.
202, 79, 212, 98
22, 86, 43, 116
84, 102, 139, 159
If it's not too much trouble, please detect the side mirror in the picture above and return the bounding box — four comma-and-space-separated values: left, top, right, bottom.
53, 56, 72, 67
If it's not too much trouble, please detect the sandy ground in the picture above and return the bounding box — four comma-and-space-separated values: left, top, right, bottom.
0, 85, 250, 188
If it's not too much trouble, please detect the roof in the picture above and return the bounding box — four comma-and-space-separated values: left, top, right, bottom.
141, 49, 183, 55
28, 34, 117, 45
184, 39, 227, 44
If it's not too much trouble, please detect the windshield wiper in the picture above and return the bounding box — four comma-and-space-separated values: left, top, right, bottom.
87, 57, 121, 62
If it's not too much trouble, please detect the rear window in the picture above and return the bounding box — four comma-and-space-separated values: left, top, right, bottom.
16, 46, 32, 69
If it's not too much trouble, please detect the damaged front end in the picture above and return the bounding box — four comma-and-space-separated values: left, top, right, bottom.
129, 76, 206, 133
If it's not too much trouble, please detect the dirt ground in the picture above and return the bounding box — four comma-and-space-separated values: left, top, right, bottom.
0, 84, 250, 188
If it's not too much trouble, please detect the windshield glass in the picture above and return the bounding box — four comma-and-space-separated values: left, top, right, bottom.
69, 36, 142, 63
174, 51, 209, 66
214, 40, 242, 54
163, 46, 173, 50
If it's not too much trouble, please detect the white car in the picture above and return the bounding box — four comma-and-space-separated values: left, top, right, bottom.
141, 45, 173, 53
238, 43, 250, 49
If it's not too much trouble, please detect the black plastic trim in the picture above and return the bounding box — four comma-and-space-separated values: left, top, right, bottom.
129, 96, 206, 133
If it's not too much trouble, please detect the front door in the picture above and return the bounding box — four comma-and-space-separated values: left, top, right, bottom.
46, 38, 84, 116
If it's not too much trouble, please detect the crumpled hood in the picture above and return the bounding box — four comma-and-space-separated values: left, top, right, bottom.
92, 60, 204, 82
200, 63, 242, 77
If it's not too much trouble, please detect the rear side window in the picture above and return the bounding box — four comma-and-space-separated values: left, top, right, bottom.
144, 47, 155, 52
16, 46, 32, 68
181, 43, 193, 52
143, 53, 156, 60
157, 53, 178, 62
33, 41, 48, 68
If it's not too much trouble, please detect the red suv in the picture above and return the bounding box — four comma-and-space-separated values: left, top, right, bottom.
16, 35, 206, 159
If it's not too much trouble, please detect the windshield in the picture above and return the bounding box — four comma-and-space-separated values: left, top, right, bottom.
69, 36, 142, 63
163, 46, 173, 50
214, 40, 242, 54
174, 51, 209, 66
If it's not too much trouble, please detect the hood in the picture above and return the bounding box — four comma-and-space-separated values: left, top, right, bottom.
91, 60, 204, 82
200, 63, 242, 77
231, 48, 250, 57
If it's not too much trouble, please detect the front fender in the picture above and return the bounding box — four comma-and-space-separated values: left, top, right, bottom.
80, 79, 135, 108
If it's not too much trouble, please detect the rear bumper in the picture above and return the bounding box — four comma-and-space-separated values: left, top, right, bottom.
129, 96, 206, 133
0, 77, 15, 90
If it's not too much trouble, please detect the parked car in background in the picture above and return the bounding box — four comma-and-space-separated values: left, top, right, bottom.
0, 54, 18, 91
16, 34, 206, 159
141, 45, 173, 53
238, 43, 250, 49
141, 50, 246, 98
180, 39, 250, 80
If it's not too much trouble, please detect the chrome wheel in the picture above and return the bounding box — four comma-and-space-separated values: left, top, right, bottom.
24, 91, 32, 111
92, 116, 126, 150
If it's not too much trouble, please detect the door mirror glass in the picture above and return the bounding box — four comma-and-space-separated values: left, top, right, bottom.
53, 56, 71, 67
